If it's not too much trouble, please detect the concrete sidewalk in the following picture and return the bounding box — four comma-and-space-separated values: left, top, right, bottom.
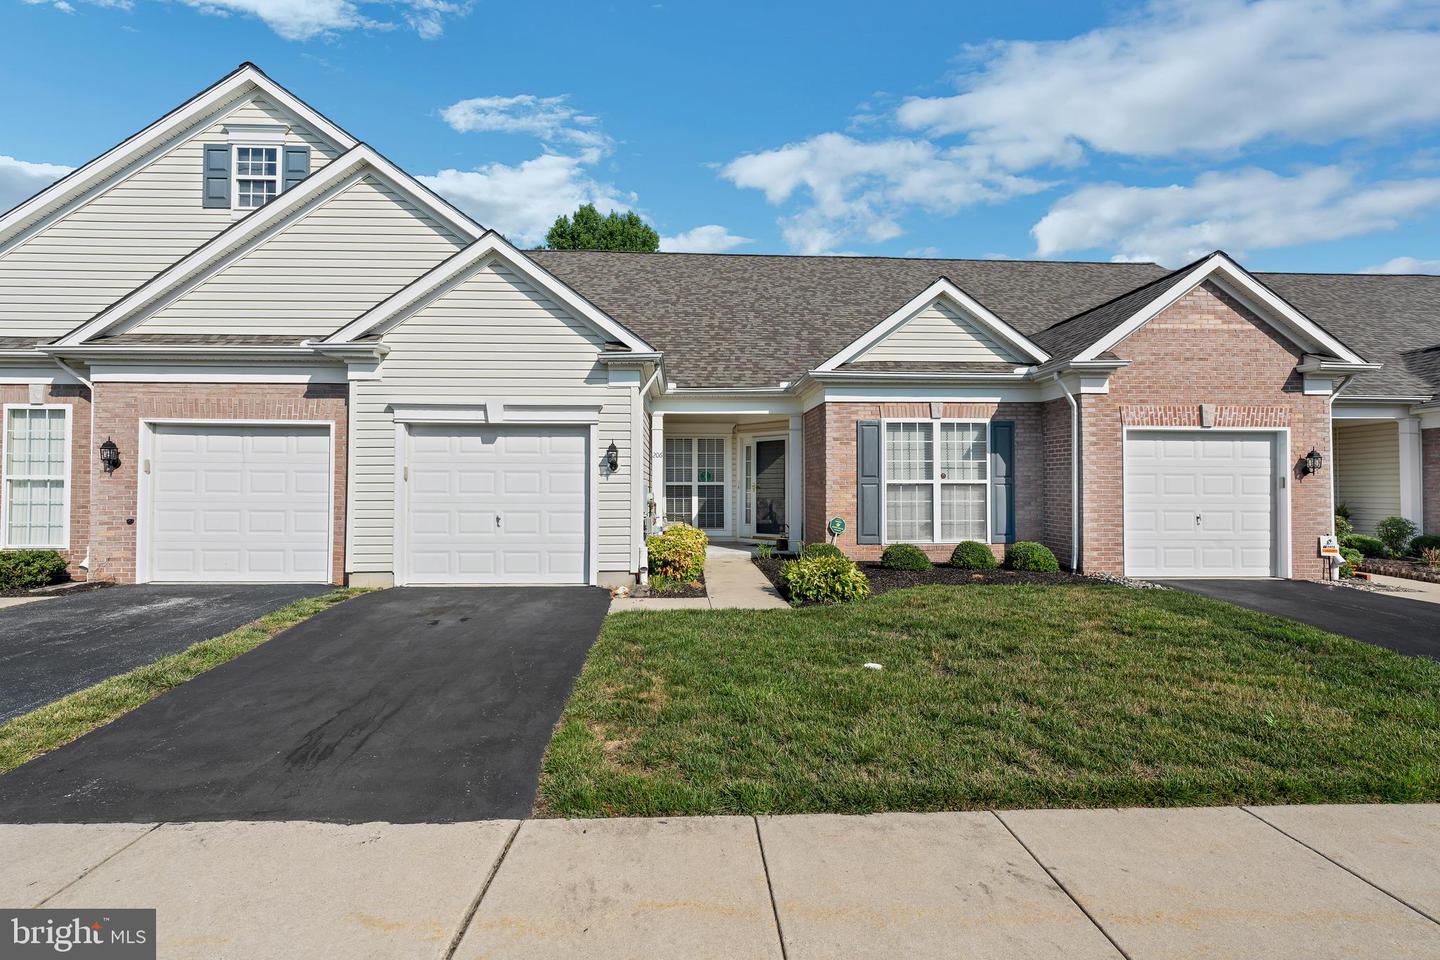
2, 805, 1437, 959
611, 543, 789, 611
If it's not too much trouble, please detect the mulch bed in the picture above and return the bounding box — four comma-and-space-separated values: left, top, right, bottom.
0, 580, 113, 599
1358, 558, 1440, 585
753, 556, 1088, 602
639, 574, 707, 599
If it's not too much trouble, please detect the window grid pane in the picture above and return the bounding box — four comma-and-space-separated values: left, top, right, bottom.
236, 179, 277, 209
696, 438, 725, 483
697, 485, 725, 529
941, 483, 986, 541
885, 483, 933, 541
664, 438, 692, 484
885, 422, 932, 482
940, 422, 987, 482
664, 485, 691, 524
5, 408, 67, 547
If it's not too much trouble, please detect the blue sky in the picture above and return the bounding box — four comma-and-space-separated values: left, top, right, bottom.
3, 0, 1440, 272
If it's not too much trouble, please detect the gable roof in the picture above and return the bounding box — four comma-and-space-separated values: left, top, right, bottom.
528, 251, 1165, 387
0, 63, 357, 254
55, 144, 484, 346
324, 232, 654, 353
1029, 257, 1205, 361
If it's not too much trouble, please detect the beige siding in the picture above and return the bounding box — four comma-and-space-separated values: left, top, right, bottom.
128, 175, 466, 336
349, 258, 637, 576
0, 93, 342, 339
857, 296, 1020, 363
1335, 422, 1401, 536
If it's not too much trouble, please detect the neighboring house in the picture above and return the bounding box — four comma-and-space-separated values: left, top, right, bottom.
1, 65, 1437, 588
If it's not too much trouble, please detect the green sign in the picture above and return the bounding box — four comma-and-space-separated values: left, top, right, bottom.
827, 516, 846, 536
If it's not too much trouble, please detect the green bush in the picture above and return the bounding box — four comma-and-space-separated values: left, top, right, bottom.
1334, 513, 1354, 539
647, 523, 707, 582
1005, 541, 1060, 572
1340, 534, 1387, 558
778, 553, 870, 604
879, 543, 932, 571
0, 549, 67, 591
949, 540, 998, 570
1376, 516, 1418, 558
1409, 534, 1440, 558
1339, 546, 1363, 578
801, 542, 845, 560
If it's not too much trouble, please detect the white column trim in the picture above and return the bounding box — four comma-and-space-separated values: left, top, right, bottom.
1399, 417, 1424, 530
650, 411, 665, 530
788, 413, 803, 546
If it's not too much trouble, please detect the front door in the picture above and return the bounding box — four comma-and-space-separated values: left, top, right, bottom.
754, 438, 786, 536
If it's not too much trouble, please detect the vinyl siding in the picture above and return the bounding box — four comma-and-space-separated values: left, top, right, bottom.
1334, 421, 1401, 536
857, 296, 1020, 363
127, 175, 466, 336
348, 258, 637, 577
0, 92, 342, 340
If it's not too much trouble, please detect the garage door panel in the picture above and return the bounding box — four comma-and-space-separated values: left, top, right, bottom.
1126, 430, 1277, 578
148, 424, 331, 583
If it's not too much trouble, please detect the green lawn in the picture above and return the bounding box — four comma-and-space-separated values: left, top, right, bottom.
0, 588, 365, 775
539, 584, 1440, 817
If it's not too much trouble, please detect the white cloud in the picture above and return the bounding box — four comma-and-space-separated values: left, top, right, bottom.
0, 154, 73, 213
721, 132, 1048, 254
1032, 166, 1440, 265
420, 153, 635, 247
439, 95, 610, 156
171, 0, 467, 40
659, 224, 752, 254
1362, 256, 1440, 274
897, 0, 1440, 166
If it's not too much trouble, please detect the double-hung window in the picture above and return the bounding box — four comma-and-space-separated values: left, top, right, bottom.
233, 145, 279, 210
663, 437, 726, 531
883, 420, 988, 543
3, 406, 70, 548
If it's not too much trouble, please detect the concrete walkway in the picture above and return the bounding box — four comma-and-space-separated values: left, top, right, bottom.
3, 805, 1437, 959
611, 543, 789, 611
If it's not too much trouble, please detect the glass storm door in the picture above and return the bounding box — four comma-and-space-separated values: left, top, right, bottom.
754, 439, 786, 536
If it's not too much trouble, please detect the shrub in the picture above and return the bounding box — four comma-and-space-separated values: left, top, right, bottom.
647, 523, 707, 582
879, 543, 932, 571
1005, 541, 1060, 572
1409, 534, 1440, 558
0, 549, 67, 591
801, 542, 845, 560
949, 540, 998, 570
1333, 513, 1354, 538
1339, 546, 1363, 578
754, 543, 775, 560
778, 553, 870, 604
1422, 547, 1440, 570
1340, 534, 1387, 559
1335, 501, 1352, 522
1376, 516, 1418, 559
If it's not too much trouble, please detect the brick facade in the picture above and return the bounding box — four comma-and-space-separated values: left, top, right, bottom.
1078, 281, 1334, 580
1425, 428, 1440, 537
0, 382, 93, 580
802, 404, 828, 545
807, 400, 1045, 563
88, 382, 348, 584
1040, 396, 1074, 567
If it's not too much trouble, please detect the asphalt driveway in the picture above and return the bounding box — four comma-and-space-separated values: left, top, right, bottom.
0, 587, 610, 823
0, 584, 332, 722
1166, 579, 1440, 659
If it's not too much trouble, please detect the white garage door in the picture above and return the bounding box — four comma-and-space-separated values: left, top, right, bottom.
147, 424, 332, 583
1124, 431, 1279, 578
404, 425, 588, 585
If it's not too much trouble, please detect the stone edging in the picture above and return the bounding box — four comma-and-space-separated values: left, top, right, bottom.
1357, 558, 1440, 584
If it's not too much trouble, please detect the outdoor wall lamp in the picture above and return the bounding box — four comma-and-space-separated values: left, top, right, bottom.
99, 437, 121, 474
605, 442, 620, 473
1299, 448, 1323, 477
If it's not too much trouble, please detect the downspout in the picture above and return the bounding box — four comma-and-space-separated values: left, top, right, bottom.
1057, 374, 1081, 573
51, 357, 95, 577
1325, 374, 1354, 581
636, 365, 664, 585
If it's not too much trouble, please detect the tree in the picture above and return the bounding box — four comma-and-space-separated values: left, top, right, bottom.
545, 203, 659, 252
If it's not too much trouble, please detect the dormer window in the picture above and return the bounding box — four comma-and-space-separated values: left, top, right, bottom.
234, 146, 279, 209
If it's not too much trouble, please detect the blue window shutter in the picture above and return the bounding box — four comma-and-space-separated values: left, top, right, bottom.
202, 144, 230, 209
283, 145, 310, 190
990, 420, 1016, 543
856, 420, 882, 544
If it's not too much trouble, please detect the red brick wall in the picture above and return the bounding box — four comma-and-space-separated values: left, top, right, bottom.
1079, 280, 1333, 580
0, 382, 93, 580
90, 383, 348, 584
1424, 428, 1440, 537
1040, 396, 1075, 568
808, 401, 1044, 562
802, 404, 828, 546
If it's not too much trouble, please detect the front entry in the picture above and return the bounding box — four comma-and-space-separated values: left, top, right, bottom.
753, 438, 786, 536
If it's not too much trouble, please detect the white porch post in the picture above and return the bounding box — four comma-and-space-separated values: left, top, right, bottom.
1399, 416, 1424, 530
651, 411, 665, 529
788, 413, 803, 546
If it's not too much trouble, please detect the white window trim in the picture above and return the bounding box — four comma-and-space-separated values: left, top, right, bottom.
232, 143, 281, 213
738, 431, 789, 541
1, 403, 73, 550
663, 435, 730, 534
879, 417, 991, 546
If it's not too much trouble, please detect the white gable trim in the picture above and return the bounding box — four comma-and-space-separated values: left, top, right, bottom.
1074, 252, 1366, 364
816, 278, 1050, 371
55, 145, 483, 347
323, 231, 655, 354
0, 63, 357, 255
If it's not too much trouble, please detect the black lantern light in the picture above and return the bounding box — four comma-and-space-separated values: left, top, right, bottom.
99, 437, 121, 474
605, 442, 620, 472
1300, 447, 1323, 477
